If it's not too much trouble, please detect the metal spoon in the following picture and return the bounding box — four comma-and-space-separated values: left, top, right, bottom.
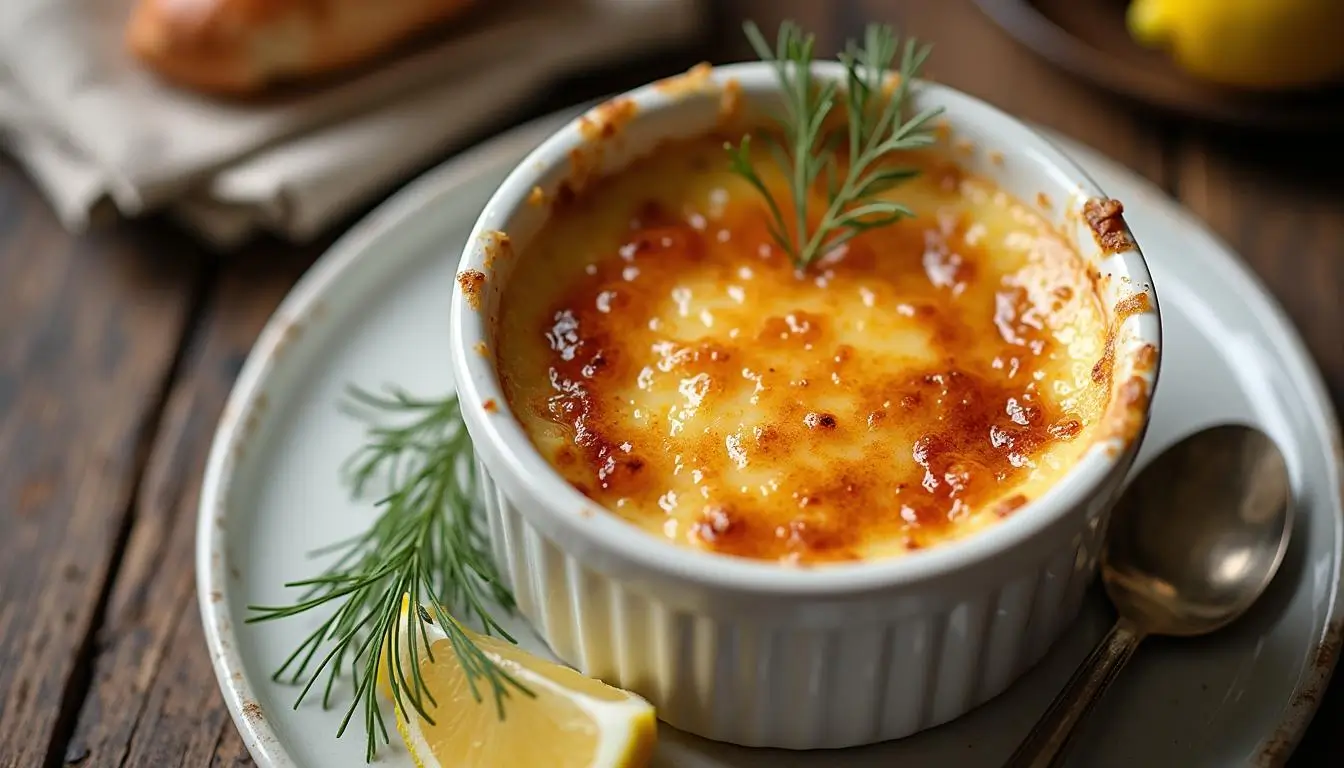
1005, 424, 1293, 768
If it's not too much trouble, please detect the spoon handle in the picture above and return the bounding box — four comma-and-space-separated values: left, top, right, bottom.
1004, 619, 1146, 768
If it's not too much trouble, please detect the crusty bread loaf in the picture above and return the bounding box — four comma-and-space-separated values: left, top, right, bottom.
127, 0, 478, 95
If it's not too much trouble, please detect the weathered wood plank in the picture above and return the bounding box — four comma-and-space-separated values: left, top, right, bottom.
209, 724, 254, 768
61, 247, 313, 768
0, 157, 207, 768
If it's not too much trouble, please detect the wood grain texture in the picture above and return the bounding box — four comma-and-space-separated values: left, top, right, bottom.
0, 157, 207, 768
209, 726, 254, 768
60, 247, 316, 768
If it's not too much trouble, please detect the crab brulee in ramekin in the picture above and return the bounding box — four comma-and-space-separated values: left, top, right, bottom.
451, 24, 1159, 750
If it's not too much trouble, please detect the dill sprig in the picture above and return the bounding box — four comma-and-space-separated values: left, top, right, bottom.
727, 20, 944, 270
246, 386, 531, 762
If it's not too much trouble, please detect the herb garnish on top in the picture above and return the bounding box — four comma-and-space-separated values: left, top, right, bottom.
727, 21, 942, 271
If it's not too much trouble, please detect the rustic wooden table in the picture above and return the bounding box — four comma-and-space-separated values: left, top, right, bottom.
1, 2, 1340, 766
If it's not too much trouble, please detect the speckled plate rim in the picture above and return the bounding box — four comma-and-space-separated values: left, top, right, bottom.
196, 108, 1344, 767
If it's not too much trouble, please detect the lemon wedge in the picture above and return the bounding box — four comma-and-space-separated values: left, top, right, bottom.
383, 602, 656, 768
1128, 0, 1344, 89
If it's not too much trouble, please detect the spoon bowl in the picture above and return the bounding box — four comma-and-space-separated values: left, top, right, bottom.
1008, 423, 1293, 767
1103, 424, 1293, 636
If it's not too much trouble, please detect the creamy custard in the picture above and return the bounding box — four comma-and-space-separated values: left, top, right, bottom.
496, 135, 1113, 564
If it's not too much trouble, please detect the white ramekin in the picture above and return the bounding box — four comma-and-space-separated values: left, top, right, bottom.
449, 61, 1161, 749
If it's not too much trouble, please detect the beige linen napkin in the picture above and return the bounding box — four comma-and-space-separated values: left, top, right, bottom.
0, 0, 705, 247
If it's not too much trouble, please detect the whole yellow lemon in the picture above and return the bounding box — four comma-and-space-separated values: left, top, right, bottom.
1128, 0, 1344, 89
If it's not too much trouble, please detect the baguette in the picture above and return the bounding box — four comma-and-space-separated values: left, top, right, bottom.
127, 0, 478, 95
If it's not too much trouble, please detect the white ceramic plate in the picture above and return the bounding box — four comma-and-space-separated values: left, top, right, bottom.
199, 108, 1343, 768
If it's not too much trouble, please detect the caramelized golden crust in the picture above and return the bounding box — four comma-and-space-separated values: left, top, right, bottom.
500, 138, 1113, 563
1082, 198, 1134, 254
457, 269, 485, 310
578, 99, 639, 141
1091, 292, 1151, 387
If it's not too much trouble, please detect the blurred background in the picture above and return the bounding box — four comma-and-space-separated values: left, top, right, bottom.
0, 1, 1340, 766
4, 0, 1344, 250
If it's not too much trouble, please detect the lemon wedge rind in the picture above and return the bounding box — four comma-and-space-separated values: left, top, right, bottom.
386, 601, 657, 768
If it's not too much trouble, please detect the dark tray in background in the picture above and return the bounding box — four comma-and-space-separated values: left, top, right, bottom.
973, 0, 1344, 133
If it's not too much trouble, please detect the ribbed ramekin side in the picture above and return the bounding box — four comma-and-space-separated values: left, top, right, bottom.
477, 465, 1103, 749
